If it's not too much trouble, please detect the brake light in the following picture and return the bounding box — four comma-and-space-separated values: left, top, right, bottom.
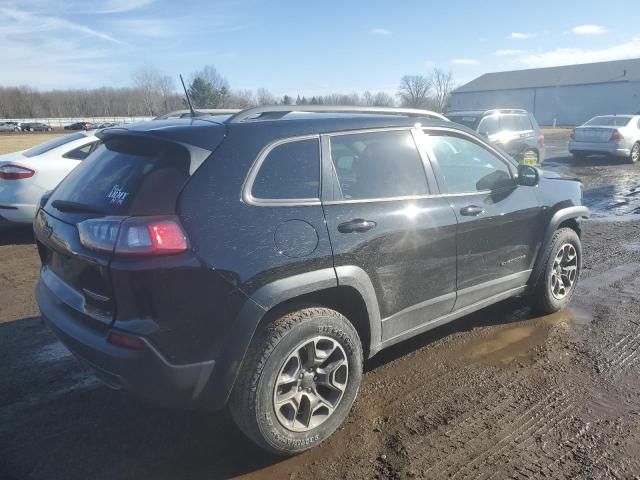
77, 216, 189, 255
610, 130, 624, 141
538, 133, 545, 146
570, 129, 576, 140
0, 164, 35, 180
107, 331, 145, 350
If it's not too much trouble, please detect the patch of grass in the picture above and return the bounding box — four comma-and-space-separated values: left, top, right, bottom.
0, 133, 64, 155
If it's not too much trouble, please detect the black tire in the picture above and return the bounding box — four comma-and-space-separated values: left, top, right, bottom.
530, 228, 582, 314
229, 307, 363, 455
628, 142, 640, 164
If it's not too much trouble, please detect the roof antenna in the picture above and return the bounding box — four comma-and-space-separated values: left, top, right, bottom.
180, 74, 196, 118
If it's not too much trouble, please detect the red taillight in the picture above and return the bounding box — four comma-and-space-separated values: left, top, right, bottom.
610, 130, 624, 141
107, 331, 145, 350
538, 133, 545, 146
0, 164, 35, 180
570, 129, 576, 140
77, 216, 189, 255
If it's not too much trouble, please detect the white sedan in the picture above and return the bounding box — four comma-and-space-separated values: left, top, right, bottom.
0, 131, 100, 223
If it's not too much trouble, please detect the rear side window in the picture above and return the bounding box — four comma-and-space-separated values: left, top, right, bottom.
63, 141, 100, 161
329, 130, 428, 200
251, 138, 320, 200
49, 136, 190, 215
23, 133, 87, 158
518, 114, 533, 131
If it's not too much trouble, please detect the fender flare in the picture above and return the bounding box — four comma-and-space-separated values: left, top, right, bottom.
199, 266, 381, 410
529, 205, 590, 289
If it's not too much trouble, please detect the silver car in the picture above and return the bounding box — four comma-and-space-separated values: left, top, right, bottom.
0, 122, 21, 132
569, 115, 640, 163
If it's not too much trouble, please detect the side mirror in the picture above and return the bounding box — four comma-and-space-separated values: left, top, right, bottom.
517, 164, 540, 187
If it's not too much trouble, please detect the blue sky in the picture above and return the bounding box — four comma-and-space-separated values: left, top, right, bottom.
2, 0, 640, 96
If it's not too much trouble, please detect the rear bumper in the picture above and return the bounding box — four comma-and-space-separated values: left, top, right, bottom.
568, 140, 630, 157
0, 180, 43, 223
37, 276, 217, 409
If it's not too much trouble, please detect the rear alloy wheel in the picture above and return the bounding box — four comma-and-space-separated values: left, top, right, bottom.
630, 142, 640, 164
230, 307, 362, 455
531, 227, 582, 314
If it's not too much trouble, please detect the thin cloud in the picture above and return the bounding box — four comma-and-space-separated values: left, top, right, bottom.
113, 19, 174, 37
510, 32, 536, 39
93, 0, 155, 14
572, 24, 608, 35
451, 58, 479, 65
520, 37, 640, 68
0, 6, 124, 44
494, 49, 527, 56
371, 28, 391, 36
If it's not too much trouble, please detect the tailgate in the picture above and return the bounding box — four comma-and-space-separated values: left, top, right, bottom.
35, 209, 117, 325
574, 127, 615, 143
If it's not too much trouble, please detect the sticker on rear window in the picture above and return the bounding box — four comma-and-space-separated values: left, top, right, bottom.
106, 185, 129, 206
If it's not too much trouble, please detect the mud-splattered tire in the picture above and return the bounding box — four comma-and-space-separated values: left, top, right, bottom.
229, 307, 363, 456
531, 228, 582, 314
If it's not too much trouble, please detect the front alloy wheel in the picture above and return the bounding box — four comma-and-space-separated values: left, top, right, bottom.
549, 243, 578, 300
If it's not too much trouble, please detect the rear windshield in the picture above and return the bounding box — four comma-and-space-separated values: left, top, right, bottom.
584, 116, 632, 127
446, 115, 480, 130
23, 133, 87, 158
48, 136, 191, 216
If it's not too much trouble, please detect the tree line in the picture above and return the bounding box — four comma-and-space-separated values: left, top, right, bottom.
0, 65, 455, 118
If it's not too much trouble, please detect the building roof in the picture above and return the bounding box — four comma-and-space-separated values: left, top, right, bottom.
454, 58, 640, 93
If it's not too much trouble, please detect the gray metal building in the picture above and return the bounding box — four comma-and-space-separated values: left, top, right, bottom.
450, 58, 640, 126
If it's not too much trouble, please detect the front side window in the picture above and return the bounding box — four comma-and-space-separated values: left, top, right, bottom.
477, 115, 499, 136
427, 133, 513, 193
330, 130, 428, 200
251, 138, 320, 200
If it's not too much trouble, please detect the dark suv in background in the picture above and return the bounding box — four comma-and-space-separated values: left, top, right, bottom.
34, 106, 587, 455
446, 108, 545, 165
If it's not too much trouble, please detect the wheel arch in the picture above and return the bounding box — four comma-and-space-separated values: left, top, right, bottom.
200, 266, 380, 410
528, 205, 589, 291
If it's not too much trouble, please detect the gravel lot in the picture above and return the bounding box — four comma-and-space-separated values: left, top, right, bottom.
1, 131, 640, 479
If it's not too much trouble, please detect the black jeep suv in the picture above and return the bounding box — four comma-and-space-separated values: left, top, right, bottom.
34, 106, 588, 455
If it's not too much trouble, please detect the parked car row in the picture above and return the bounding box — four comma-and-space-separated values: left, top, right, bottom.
0, 121, 121, 133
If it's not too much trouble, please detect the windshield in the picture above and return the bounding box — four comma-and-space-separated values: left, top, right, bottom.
584, 116, 632, 127
23, 133, 87, 158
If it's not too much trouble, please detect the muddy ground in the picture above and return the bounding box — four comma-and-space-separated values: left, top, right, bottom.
1, 131, 640, 479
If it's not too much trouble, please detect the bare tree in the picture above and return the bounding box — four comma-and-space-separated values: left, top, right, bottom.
132, 66, 163, 116
430, 69, 454, 113
397, 75, 432, 108
157, 75, 176, 113
256, 88, 276, 106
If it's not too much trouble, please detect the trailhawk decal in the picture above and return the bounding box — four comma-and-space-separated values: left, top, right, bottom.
106, 185, 129, 205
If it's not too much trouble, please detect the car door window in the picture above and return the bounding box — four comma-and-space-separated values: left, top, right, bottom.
477, 116, 499, 137
518, 114, 533, 131
427, 133, 513, 193
251, 138, 320, 200
329, 130, 428, 200
63, 141, 99, 161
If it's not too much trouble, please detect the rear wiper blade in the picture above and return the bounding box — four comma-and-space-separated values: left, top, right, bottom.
51, 200, 104, 214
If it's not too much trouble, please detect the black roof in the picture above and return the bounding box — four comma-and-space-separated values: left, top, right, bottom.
100, 113, 454, 151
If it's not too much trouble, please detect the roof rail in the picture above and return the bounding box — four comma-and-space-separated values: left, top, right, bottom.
153, 108, 240, 120
225, 105, 449, 123
484, 108, 528, 115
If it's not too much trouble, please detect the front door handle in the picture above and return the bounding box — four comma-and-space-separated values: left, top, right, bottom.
460, 205, 484, 216
337, 218, 377, 233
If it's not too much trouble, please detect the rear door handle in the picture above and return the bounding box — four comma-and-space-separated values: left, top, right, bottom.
337, 218, 377, 233
460, 205, 484, 216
